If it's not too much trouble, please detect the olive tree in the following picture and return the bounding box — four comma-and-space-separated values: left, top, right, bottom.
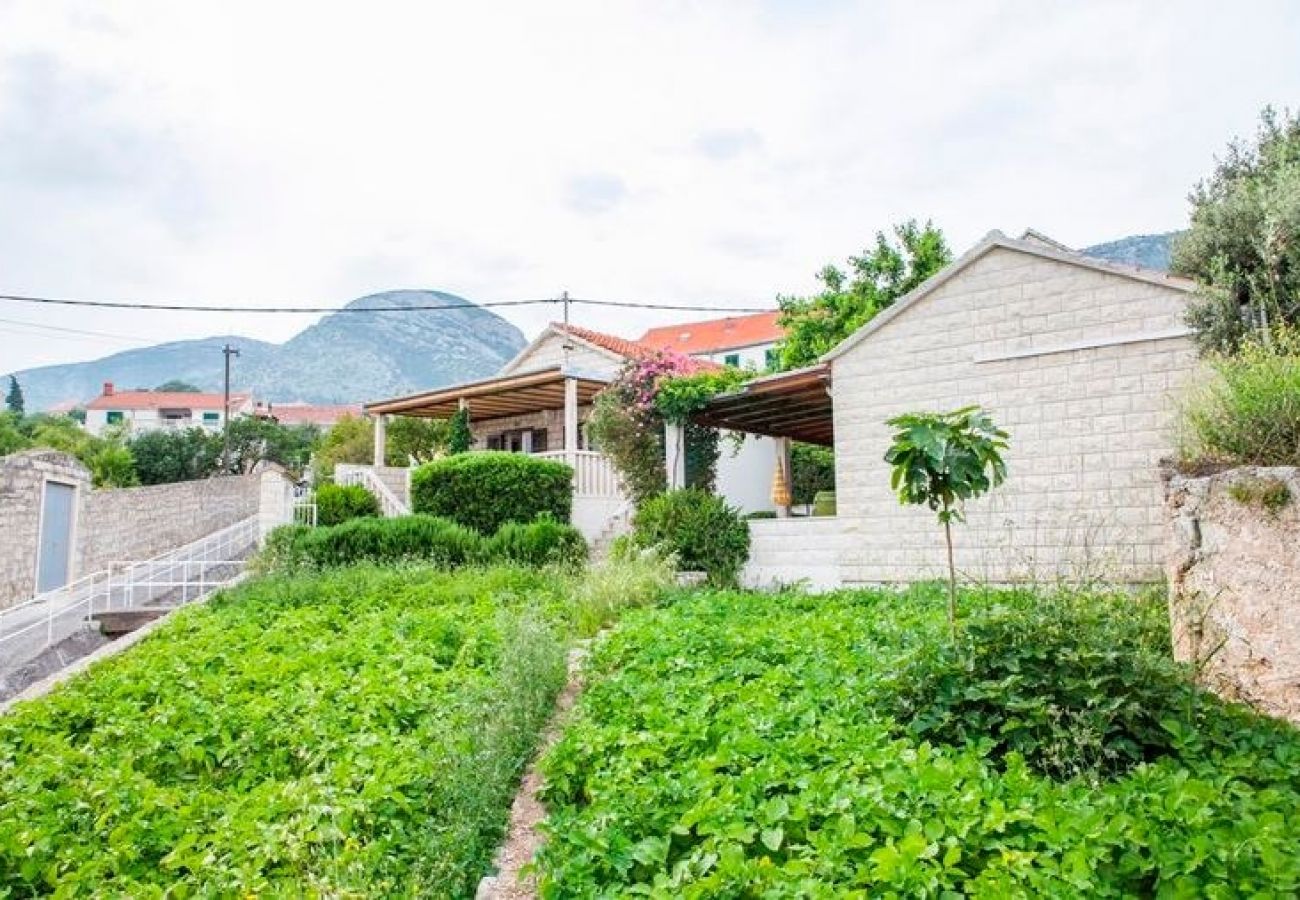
884, 406, 1008, 633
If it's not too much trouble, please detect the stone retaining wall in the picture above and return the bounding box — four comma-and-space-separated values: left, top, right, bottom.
1165, 466, 1300, 725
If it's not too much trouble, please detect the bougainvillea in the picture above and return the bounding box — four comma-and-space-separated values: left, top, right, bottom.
587, 352, 738, 504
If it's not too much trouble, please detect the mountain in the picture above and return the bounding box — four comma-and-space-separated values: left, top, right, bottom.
8, 290, 527, 411
1082, 232, 1183, 272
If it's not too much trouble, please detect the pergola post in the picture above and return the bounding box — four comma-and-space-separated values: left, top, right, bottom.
372, 413, 387, 467
564, 377, 579, 462
664, 422, 686, 489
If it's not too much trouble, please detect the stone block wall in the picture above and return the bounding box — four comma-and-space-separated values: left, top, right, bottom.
0, 451, 92, 609
1165, 467, 1300, 725
830, 245, 1200, 585
0, 449, 263, 609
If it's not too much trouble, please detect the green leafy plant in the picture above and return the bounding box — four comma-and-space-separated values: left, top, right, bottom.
315, 482, 382, 526
127, 427, 222, 484
1179, 325, 1300, 469
565, 545, 676, 637
791, 442, 834, 507
447, 406, 472, 454
411, 452, 573, 535
884, 406, 1008, 632
260, 514, 486, 571
485, 515, 588, 569
0, 566, 569, 896
537, 586, 1300, 897
631, 487, 750, 586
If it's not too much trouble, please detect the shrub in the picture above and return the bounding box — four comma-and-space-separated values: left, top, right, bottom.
411, 452, 573, 535
887, 591, 1195, 782
260, 515, 485, 570
790, 442, 834, 506
486, 516, 588, 569
1179, 326, 1300, 469
632, 488, 749, 586
315, 482, 381, 526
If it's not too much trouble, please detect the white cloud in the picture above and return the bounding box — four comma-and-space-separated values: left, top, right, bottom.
1, 0, 1299, 374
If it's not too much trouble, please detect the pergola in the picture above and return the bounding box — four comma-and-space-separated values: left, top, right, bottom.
691, 363, 834, 446
363, 366, 611, 463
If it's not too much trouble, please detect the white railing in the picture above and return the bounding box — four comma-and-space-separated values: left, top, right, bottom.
335, 466, 410, 517
534, 450, 624, 498
0, 515, 260, 671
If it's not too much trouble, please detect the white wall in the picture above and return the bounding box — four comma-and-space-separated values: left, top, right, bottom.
830, 245, 1199, 585
698, 341, 777, 371
715, 434, 777, 514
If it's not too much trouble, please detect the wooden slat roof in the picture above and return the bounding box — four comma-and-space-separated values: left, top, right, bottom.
692, 364, 834, 446
364, 366, 611, 420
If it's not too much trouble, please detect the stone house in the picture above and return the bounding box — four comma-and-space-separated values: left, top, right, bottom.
697, 230, 1201, 587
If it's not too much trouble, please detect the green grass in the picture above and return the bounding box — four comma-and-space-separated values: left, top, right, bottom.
538, 586, 1300, 897
0, 565, 571, 897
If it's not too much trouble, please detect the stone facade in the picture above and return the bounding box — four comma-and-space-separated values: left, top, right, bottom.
742, 517, 844, 590
1165, 467, 1300, 725
0, 450, 262, 609
828, 240, 1199, 584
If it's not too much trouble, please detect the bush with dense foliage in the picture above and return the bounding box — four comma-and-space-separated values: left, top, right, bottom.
631, 488, 749, 586
260, 515, 486, 571
314, 482, 381, 526
1179, 325, 1300, 469
0, 566, 569, 896
485, 515, 588, 569
411, 452, 573, 535
127, 427, 222, 485
0, 412, 137, 487
1175, 107, 1300, 354
538, 586, 1300, 897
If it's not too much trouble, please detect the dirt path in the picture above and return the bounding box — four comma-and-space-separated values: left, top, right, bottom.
477, 642, 590, 900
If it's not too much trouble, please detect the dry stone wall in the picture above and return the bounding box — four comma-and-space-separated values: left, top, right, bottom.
0, 451, 92, 609
1165, 466, 1300, 725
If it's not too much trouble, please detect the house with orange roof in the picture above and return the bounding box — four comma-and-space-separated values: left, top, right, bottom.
84, 382, 254, 437
253, 402, 363, 430
637, 310, 784, 370
360, 315, 787, 540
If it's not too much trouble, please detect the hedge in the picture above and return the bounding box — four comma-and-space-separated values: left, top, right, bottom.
411, 452, 574, 535
315, 482, 381, 526
631, 488, 750, 586
260, 514, 587, 572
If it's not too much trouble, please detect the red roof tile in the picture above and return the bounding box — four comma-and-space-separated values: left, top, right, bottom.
637, 311, 783, 355
553, 323, 722, 372
87, 390, 249, 411
256, 403, 363, 426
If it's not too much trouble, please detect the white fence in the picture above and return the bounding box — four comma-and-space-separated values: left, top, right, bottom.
534, 450, 624, 498
0, 516, 260, 671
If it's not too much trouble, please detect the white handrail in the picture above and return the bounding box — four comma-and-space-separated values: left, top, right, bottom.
336, 466, 409, 517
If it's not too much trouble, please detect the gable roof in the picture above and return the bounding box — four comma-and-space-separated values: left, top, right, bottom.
637, 311, 783, 355
822, 229, 1197, 362
87, 390, 250, 411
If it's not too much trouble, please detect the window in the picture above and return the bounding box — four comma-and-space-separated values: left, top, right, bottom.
723, 352, 741, 368
203, 412, 220, 423
106, 411, 124, 425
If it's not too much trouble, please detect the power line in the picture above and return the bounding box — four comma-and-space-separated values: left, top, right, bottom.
0, 291, 777, 316
0, 315, 156, 343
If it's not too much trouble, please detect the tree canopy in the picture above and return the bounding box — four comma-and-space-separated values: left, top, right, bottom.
5, 377, 23, 415
1174, 107, 1300, 354
775, 220, 952, 370
154, 380, 203, 393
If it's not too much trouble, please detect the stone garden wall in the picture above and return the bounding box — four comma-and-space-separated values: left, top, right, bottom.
1165, 466, 1300, 725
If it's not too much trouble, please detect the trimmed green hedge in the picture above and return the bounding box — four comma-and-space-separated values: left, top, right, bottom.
261, 514, 587, 572
315, 482, 381, 526
632, 488, 749, 586
410, 452, 574, 535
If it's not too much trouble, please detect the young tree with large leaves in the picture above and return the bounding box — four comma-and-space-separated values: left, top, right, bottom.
1175, 107, 1300, 354
775, 220, 952, 370
884, 406, 1008, 635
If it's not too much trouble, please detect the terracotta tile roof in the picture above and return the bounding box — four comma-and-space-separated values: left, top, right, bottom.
87, 390, 249, 411
256, 403, 363, 426
637, 310, 783, 355
553, 323, 722, 372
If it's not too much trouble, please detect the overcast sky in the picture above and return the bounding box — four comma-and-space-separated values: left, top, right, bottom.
2, 0, 1298, 373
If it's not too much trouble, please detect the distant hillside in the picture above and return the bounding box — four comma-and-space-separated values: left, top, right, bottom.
1082, 232, 1183, 272
8, 290, 527, 411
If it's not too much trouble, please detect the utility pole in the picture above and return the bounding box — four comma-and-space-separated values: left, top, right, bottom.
222, 343, 240, 472
560, 290, 572, 370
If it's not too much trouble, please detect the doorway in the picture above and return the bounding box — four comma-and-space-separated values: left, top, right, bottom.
37, 481, 76, 593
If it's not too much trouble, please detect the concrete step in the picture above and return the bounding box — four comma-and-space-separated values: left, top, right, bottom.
91, 608, 171, 637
